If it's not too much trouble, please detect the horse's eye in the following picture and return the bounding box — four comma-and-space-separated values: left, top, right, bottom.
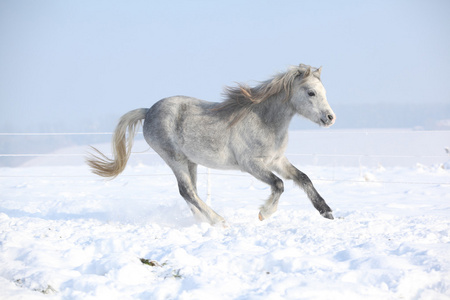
308, 91, 316, 97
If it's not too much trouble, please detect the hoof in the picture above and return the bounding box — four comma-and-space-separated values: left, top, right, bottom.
212, 219, 229, 228
221, 220, 230, 228
321, 211, 334, 220
258, 211, 265, 221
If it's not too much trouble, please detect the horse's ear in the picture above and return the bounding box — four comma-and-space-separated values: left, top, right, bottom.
299, 63, 308, 69
313, 66, 322, 78
297, 64, 307, 77
304, 67, 311, 77
297, 64, 315, 79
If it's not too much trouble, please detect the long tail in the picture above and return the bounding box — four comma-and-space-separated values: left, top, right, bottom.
86, 108, 148, 179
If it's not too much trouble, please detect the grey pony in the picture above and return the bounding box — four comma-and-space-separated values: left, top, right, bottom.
87, 64, 336, 227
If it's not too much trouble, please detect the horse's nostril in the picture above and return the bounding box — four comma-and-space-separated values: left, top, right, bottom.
327, 114, 334, 121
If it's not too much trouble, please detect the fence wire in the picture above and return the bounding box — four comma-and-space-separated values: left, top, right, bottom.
1, 131, 449, 185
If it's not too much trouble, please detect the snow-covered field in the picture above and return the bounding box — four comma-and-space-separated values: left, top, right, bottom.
1, 130, 449, 299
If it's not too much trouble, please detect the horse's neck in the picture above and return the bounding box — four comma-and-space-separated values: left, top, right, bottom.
253, 94, 296, 134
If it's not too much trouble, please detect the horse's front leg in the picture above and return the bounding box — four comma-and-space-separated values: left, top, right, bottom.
274, 157, 334, 220
242, 160, 285, 221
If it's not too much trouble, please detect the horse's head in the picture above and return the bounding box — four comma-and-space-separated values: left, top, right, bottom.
290, 64, 336, 127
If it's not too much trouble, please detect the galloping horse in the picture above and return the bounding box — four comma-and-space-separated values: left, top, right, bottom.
87, 64, 336, 226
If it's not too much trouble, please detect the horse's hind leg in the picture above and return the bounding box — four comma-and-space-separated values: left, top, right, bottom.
170, 160, 226, 227
188, 161, 198, 192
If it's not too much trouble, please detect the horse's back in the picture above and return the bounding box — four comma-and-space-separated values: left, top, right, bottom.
143, 96, 238, 168
143, 96, 218, 133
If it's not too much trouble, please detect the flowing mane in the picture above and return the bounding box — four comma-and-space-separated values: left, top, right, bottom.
214, 64, 321, 125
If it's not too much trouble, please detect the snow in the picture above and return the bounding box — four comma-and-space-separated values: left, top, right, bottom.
1, 130, 450, 299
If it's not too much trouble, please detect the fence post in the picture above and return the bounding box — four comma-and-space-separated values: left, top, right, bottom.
206, 168, 212, 205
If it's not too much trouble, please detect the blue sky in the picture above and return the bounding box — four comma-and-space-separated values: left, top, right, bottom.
1, 0, 449, 131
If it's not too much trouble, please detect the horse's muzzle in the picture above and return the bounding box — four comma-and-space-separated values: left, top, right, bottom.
320, 112, 336, 127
